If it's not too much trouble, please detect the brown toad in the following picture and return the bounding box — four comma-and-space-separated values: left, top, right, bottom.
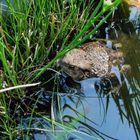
59, 42, 130, 81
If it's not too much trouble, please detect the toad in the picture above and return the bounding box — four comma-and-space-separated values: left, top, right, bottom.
59, 42, 130, 81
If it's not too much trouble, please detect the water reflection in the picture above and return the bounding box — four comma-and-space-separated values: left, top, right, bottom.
59, 4, 140, 140
15, 69, 138, 140
61, 93, 136, 140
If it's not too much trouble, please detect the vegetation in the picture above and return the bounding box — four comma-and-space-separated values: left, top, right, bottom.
0, 0, 120, 86
0, 0, 139, 140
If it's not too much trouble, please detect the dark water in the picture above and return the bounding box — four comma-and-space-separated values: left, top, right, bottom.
3, 2, 139, 140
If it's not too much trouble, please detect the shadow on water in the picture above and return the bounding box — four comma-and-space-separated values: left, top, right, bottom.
5, 2, 139, 140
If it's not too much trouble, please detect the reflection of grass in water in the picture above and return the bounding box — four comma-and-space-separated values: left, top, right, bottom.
0, 0, 121, 139
122, 34, 140, 139
18, 93, 118, 140
108, 4, 140, 138
108, 33, 140, 139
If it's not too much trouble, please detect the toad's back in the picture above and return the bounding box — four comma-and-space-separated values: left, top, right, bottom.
82, 42, 111, 77
60, 42, 123, 80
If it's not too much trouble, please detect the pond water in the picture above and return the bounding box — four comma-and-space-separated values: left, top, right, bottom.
4, 2, 139, 140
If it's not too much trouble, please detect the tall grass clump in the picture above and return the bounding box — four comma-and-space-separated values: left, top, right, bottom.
0, 0, 121, 139
0, 0, 121, 87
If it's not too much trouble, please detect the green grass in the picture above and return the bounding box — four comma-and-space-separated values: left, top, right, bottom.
0, 0, 121, 86
0, 0, 124, 139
